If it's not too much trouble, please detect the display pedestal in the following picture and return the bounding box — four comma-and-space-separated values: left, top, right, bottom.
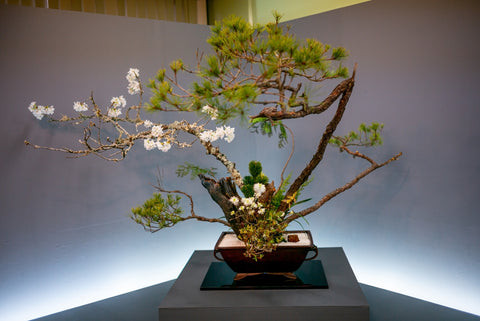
159, 248, 369, 321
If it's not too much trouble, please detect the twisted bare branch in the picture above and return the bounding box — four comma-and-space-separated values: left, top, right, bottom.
278, 65, 357, 213
285, 150, 402, 223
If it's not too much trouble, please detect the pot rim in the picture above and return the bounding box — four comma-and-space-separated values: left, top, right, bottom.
214, 230, 314, 250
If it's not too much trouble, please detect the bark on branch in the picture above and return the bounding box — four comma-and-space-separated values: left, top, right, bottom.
198, 174, 240, 234
250, 68, 357, 121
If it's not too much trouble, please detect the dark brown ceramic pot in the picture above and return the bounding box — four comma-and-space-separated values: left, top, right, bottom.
213, 230, 318, 274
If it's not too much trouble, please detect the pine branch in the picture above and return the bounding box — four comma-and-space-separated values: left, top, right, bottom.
250, 67, 356, 121
153, 184, 231, 227
278, 65, 357, 213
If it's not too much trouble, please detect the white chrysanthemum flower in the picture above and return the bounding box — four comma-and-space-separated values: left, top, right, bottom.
229, 196, 240, 206
157, 141, 171, 152
111, 95, 126, 108
258, 208, 266, 215
151, 125, 163, 138
73, 101, 88, 112
242, 197, 255, 207
253, 183, 266, 198
107, 107, 122, 118
144, 120, 153, 128
223, 125, 235, 143
143, 138, 156, 151
201, 105, 218, 120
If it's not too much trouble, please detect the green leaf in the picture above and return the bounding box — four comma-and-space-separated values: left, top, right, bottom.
291, 198, 312, 208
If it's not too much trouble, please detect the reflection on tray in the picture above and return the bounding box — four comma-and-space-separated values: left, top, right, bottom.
201, 261, 328, 290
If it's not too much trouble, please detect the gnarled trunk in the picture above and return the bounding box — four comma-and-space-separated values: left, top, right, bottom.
198, 174, 241, 234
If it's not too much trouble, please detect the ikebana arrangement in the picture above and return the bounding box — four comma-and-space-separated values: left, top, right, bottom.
25, 14, 401, 264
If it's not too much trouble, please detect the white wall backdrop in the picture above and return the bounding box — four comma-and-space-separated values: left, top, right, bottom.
1, 0, 479, 320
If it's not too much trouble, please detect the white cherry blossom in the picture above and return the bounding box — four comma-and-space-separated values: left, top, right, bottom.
151, 125, 163, 138
107, 107, 121, 118
143, 138, 156, 151
222, 126, 235, 143
199, 129, 218, 142
28, 102, 54, 120
110, 95, 126, 108
157, 141, 171, 152
126, 68, 141, 95
201, 105, 218, 120
126, 68, 139, 82
73, 101, 88, 112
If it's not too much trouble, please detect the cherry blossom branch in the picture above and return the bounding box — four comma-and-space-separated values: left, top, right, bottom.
167, 121, 243, 187
26, 116, 242, 186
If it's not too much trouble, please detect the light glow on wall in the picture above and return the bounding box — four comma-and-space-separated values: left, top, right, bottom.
358, 267, 480, 316
1, 252, 189, 321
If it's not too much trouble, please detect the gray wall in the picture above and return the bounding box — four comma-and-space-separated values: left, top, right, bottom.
1, 0, 479, 319
287, 0, 480, 315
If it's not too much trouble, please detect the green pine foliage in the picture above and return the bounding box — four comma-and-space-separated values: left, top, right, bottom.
176, 162, 217, 180
241, 160, 269, 197
146, 14, 349, 123
131, 193, 184, 231
329, 122, 385, 148
250, 117, 288, 148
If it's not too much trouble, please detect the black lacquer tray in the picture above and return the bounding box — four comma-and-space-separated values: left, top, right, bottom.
200, 260, 328, 290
